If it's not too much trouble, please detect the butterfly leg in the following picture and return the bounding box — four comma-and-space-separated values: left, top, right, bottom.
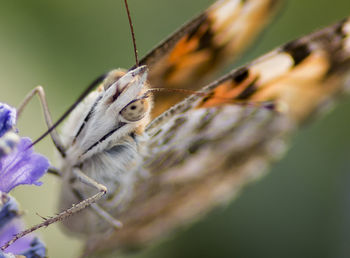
0, 178, 106, 251
16, 85, 65, 156
0, 167, 115, 250
71, 167, 123, 228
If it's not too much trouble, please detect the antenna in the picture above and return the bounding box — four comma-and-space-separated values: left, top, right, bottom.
32, 1, 140, 148
145, 88, 207, 96
124, 0, 139, 66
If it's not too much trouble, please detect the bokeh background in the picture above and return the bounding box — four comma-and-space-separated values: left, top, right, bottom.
1, 0, 350, 257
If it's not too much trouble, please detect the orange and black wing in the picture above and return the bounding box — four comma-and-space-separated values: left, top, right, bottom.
137, 0, 282, 116
84, 17, 350, 255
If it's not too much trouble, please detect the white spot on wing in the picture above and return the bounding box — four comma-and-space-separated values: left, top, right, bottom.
251, 52, 294, 85
211, 0, 241, 28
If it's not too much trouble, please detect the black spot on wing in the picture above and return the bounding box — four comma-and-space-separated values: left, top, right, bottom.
232, 67, 249, 84
197, 24, 215, 51
187, 14, 222, 58
235, 77, 259, 100
283, 41, 311, 66
187, 14, 209, 41
199, 92, 215, 105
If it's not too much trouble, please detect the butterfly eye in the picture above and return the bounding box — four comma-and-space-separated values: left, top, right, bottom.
120, 98, 149, 122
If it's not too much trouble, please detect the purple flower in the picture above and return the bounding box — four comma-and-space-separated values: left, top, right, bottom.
0, 102, 48, 256
0, 103, 16, 138
0, 194, 18, 229
0, 102, 50, 193
0, 132, 20, 159
0, 103, 18, 158
0, 194, 46, 258
0, 137, 50, 193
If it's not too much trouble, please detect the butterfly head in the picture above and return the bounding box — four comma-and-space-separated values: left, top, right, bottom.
100, 65, 152, 125
66, 66, 153, 160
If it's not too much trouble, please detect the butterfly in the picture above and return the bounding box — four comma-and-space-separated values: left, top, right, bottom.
2, 0, 350, 257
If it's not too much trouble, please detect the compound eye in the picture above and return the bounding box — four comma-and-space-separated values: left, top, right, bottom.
120, 98, 148, 122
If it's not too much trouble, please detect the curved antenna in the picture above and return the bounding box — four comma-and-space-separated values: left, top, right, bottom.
31, 74, 107, 148
144, 88, 276, 110
32, 1, 139, 148
124, 0, 139, 67
145, 88, 206, 96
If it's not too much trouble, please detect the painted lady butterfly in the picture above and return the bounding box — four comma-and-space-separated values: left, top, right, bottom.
2, 0, 350, 257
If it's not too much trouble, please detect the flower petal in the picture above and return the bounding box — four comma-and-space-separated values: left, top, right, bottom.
0, 219, 46, 257
0, 132, 20, 159
0, 194, 47, 257
0, 195, 32, 255
0, 218, 32, 254
0, 194, 19, 229
20, 237, 46, 258
0, 138, 49, 193
0, 104, 16, 138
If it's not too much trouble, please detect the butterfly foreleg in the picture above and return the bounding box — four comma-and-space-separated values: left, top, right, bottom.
1, 164, 127, 250
17, 85, 65, 155
70, 167, 123, 229
0, 169, 107, 250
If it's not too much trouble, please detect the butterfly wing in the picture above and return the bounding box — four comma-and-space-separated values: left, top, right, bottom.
84, 18, 350, 255
137, 0, 282, 117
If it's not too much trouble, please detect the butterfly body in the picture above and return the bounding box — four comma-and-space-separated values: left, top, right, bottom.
49, 0, 350, 256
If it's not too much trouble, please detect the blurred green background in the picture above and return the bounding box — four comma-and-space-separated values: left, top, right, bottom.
1, 0, 350, 257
